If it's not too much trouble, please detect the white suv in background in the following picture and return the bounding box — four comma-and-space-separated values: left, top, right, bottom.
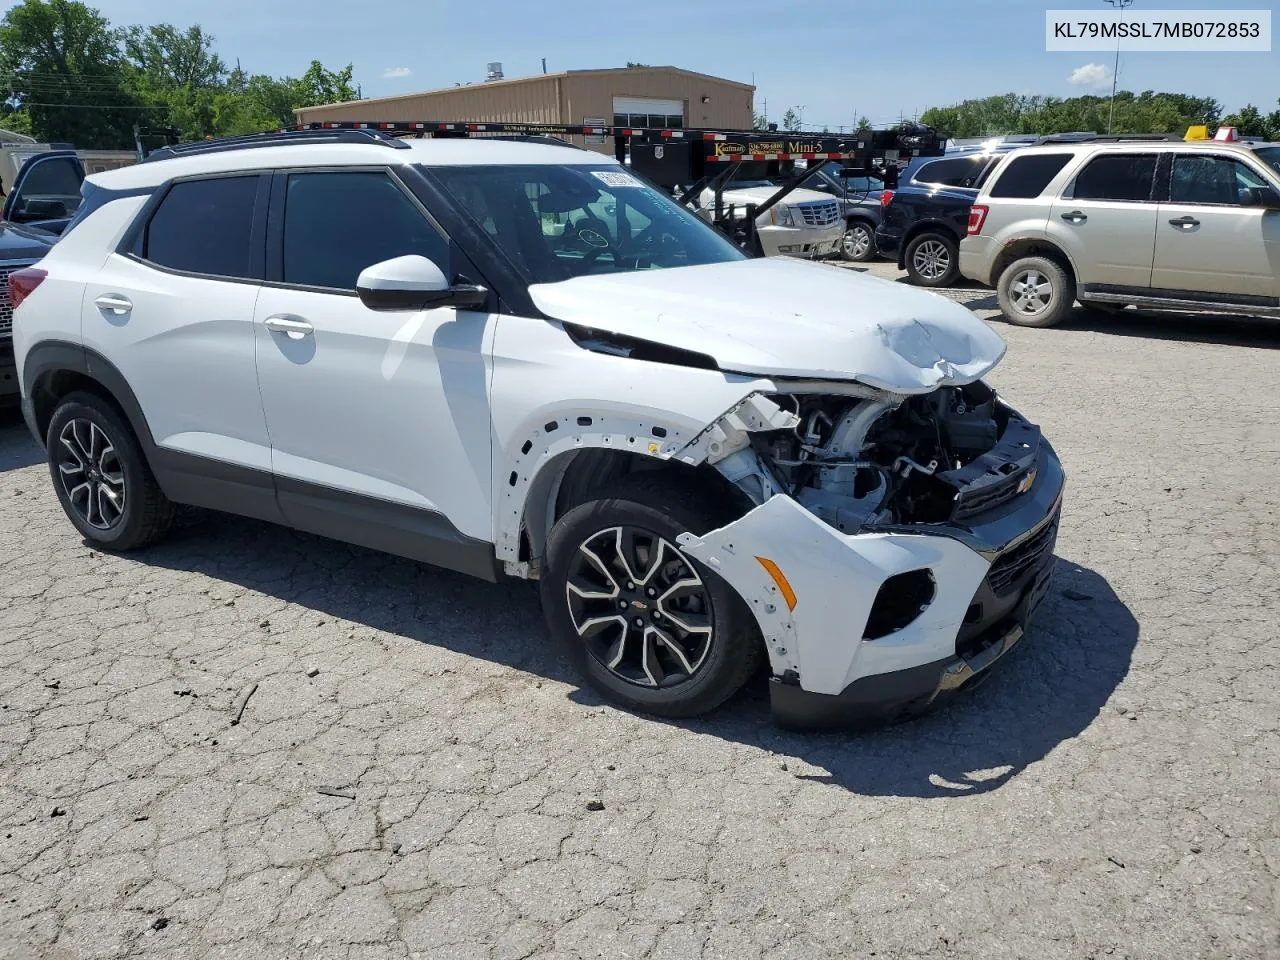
11, 128, 1064, 728
697, 179, 844, 257
960, 136, 1280, 327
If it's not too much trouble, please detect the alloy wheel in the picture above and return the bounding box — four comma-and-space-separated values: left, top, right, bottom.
1009, 269, 1054, 317
912, 239, 950, 280
56, 418, 126, 530
843, 224, 872, 259
565, 526, 714, 688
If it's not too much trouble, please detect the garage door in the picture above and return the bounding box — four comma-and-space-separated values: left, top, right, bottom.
612, 97, 684, 129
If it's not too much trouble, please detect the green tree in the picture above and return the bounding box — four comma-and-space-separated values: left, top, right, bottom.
1221, 103, 1268, 138
122, 24, 227, 140
752, 109, 767, 130
0, 0, 145, 147
922, 90, 1224, 138
780, 107, 798, 130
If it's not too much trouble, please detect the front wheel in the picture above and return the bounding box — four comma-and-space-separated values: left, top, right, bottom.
904, 232, 959, 287
838, 220, 877, 262
997, 256, 1076, 328
540, 477, 762, 718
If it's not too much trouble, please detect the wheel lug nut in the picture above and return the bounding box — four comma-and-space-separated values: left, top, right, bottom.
647, 587, 657, 597
618, 601, 628, 610
632, 618, 645, 628
626, 583, 635, 591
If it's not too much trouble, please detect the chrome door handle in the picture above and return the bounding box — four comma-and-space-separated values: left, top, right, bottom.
264, 315, 314, 339
1169, 216, 1200, 228
1060, 211, 1087, 224
94, 293, 132, 316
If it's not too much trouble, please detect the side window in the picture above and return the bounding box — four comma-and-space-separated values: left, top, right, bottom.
144, 176, 260, 279
1070, 154, 1157, 202
912, 156, 987, 188
282, 171, 448, 291
1170, 155, 1269, 205
988, 154, 1072, 199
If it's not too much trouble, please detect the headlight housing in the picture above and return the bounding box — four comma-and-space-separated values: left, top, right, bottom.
770, 205, 796, 226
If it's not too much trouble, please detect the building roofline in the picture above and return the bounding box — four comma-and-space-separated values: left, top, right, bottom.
295, 65, 755, 117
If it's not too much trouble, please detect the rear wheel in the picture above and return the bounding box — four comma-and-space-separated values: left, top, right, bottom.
838, 220, 876, 262
46, 392, 175, 550
540, 477, 762, 718
997, 256, 1075, 328
904, 232, 959, 287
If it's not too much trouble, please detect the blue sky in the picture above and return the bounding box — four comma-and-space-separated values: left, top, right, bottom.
46, 0, 1280, 125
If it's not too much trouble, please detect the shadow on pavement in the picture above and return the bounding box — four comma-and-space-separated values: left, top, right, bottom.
0, 408, 43, 472
142, 508, 1135, 799
1059, 304, 1280, 349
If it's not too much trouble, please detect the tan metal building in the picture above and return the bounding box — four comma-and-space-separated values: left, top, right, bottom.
294, 66, 755, 153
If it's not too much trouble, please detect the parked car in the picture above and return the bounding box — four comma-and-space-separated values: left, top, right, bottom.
0, 150, 85, 402
800, 164, 885, 262
960, 133, 1280, 327
697, 178, 844, 258
12, 129, 1064, 728
875, 150, 1011, 287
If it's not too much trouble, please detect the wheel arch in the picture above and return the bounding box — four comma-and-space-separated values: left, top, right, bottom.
990, 238, 1079, 290
22, 341, 156, 453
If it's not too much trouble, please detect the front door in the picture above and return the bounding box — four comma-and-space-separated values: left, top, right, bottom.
1151, 152, 1280, 300
1046, 152, 1160, 289
253, 169, 496, 568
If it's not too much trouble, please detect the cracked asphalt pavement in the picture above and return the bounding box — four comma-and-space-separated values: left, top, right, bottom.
2, 260, 1278, 959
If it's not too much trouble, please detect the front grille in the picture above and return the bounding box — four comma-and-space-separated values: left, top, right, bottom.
952, 468, 1028, 521
798, 200, 840, 226
0, 262, 38, 340
987, 510, 1060, 597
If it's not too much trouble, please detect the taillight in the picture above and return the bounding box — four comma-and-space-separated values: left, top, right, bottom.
967, 205, 989, 236
7, 267, 46, 310
880, 190, 895, 208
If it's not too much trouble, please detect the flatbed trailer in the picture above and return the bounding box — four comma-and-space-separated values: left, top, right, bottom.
295, 119, 947, 255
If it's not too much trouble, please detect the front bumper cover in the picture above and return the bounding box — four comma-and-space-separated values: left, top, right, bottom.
679, 439, 1065, 729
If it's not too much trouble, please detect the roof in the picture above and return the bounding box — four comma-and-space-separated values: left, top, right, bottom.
1001, 139, 1278, 157
295, 65, 755, 116
88, 136, 611, 190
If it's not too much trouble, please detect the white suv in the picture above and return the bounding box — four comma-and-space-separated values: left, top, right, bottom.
10, 129, 1065, 727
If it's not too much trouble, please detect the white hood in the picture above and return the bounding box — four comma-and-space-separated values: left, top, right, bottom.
529, 258, 1007, 393
710, 185, 833, 207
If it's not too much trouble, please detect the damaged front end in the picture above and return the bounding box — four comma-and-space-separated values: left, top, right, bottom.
675, 380, 1065, 729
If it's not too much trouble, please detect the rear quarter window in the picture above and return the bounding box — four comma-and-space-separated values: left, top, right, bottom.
988, 154, 1072, 198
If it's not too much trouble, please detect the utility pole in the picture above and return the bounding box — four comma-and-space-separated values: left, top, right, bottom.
1105, 0, 1134, 133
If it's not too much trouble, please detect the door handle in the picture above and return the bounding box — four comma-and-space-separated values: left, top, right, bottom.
94, 293, 132, 316
1169, 216, 1200, 228
264, 315, 314, 339
1060, 211, 1087, 224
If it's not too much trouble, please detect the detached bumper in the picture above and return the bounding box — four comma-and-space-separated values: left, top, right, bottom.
679, 439, 1065, 730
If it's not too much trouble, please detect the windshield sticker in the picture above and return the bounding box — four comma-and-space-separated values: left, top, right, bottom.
592, 170, 644, 188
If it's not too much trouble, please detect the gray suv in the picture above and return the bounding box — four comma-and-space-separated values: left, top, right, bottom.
960, 136, 1280, 327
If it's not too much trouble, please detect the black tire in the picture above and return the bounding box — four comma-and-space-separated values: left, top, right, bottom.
540, 476, 763, 718
838, 219, 877, 262
996, 255, 1076, 328
46, 391, 175, 550
903, 231, 960, 287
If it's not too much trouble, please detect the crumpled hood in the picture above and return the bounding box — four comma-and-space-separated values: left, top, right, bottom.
529, 257, 1007, 393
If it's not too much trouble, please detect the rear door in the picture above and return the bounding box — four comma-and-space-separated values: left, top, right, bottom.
1151, 152, 1280, 300
80, 173, 276, 515
1046, 152, 1159, 289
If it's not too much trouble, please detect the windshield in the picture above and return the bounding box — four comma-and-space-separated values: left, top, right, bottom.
814, 168, 882, 195
430, 164, 746, 283
723, 180, 776, 190
1255, 147, 1280, 177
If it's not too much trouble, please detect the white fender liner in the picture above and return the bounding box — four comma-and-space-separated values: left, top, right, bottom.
677, 494, 991, 696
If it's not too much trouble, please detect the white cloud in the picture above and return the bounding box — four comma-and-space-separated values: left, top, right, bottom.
1068, 63, 1111, 89
382, 67, 412, 79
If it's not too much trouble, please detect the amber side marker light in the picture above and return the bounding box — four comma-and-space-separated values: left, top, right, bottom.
755, 556, 798, 612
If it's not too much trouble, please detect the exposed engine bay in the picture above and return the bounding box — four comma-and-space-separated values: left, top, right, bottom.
707, 381, 1042, 533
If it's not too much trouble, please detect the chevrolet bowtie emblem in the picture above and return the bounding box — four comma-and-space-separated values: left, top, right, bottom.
1016, 468, 1038, 495
631, 600, 648, 610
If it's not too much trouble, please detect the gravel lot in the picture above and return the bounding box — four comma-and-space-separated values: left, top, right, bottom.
2, 260, 1278, 960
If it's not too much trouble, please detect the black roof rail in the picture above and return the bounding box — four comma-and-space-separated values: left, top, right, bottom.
1034, 132, 1184, 144
142, 128, 410, 164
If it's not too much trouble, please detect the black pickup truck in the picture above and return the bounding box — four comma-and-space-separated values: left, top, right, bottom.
874, 151, 1007, 287
1, 150, 85, 401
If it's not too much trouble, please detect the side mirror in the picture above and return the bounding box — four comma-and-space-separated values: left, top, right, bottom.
15, 198, 68, 221
355, 255, 488, 311
1242, 185, 1280, 209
